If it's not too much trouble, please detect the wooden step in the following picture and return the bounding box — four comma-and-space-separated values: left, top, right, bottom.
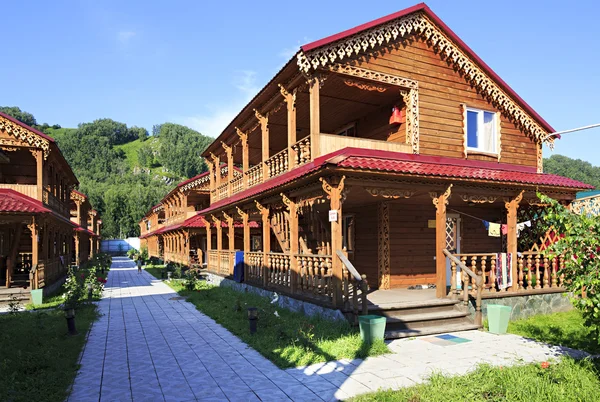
368, 298, 459, 313
383, 309, 469, 324
384, 322, 481, 340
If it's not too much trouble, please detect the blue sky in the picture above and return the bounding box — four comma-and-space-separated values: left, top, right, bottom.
1, 0, 599, 164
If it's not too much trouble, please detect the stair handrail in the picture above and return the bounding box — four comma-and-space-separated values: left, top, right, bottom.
28, 264, 38, 290
443, 249, 483, 326
336, 250, 368, 315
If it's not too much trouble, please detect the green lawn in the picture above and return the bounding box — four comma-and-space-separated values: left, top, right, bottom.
157, 277, 389, 368
507, 310, 600, 355
352, 358, 600, 402
0, 305, 99, 402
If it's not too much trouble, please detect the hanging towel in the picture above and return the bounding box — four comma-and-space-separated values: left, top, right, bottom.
516, 220, 531, 237
483, 220, 490, 230
496, 252, 512, 290
488, 222, 501, 237
501, 224, 508, 235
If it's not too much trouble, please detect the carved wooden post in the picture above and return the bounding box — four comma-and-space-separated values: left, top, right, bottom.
282, 194, 298, 294
279, 84, 297, 170
236, 128, 249, 189
320, 176, 345, 308
431, 185, 452, 298
28, 218, 39, 289
210, 153, 221, 191
223, 211, 234, 275
504, 190, 524, 292
222, 142, 233, 197
256, 200, 270, 287
204, 219, 212, 269
236, 207, 250, 255
255, 110, 269, 181
309, 75, 322, 160
206, 160, 215, 203
31, 149, 44, 201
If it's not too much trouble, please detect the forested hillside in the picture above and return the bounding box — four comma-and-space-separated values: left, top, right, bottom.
544, 154, 600, 190
1, 106, 213, 239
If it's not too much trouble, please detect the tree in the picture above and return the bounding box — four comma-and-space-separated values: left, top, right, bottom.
129, 126, 148, 142
539, 193, 600, 344
0, 106, 37, 127
77, 118, 136, 145
137, 143, 155, 168
544, 155, 600, 189
156, 123, 212, 178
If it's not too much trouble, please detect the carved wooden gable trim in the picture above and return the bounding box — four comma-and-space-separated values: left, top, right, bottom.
0, 115, 51, 159
297, 11, 552, 147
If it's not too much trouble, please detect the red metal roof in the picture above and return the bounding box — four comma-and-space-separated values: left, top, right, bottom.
0, 189, 50, 213
76, 226, 97, 237
300, 3, 555, 135
197, 148, 592, 215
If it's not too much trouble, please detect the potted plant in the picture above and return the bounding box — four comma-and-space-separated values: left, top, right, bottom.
62, 268, 84, 335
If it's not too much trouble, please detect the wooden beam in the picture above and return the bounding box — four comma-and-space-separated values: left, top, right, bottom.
279, 84, 297, 169
222, 142, 233, 197
282, 193, 298, 294
237, 206, 250, 256
255, 110, 269, 181
431, 185, 452, 298
236, 128, 249, 189
210, 153, 221, 189
255, 200, 270, 287
320, 176, 345, 307
33, 149, 43, 202
206, 159, 215, 202
505, 190, 524, 292
309, 76, 321, 160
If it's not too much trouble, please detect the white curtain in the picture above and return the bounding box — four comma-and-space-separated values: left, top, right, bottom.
481, 112, 495, 152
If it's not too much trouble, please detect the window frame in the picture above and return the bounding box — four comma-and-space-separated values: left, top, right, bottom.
465, 107, 498, 156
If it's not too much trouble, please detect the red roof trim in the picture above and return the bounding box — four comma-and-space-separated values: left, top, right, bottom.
0, 111, 56, 143
300, 3, 554, 134
72, 189, 88, 199
0, 189, 50, 213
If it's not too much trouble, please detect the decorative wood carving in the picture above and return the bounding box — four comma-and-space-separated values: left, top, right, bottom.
0, 115, 51, 159
221, 142, 232, 156
378, 202, 390, 290
255, 200, 268, 215
536, 142, 543, 173
297, 12, 552, 146
235, 206, 247, 219
459, 194, 497, 204
365, 187, 414, 199
278, 84, 297, 108
430, 184, 453, 213
222, 211, 233, 224
503, 190, 525, 209
571, 195, 600, 216
254, 109, 268, 126
235, 127, 248, 146
343, 79, 387, 92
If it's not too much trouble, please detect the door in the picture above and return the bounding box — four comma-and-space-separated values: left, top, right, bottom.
445, 214, 462, 289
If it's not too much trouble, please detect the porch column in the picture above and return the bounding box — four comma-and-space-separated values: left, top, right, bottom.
207, 160, 215, 203
255, 110, 269, 181
222, 142, 233, 196
223, 212, 235, 275
431, 185, 452, 298
279, 85, 297, 169
28, 218, 39, 289
282, 194, 298, 294
211, 215, 222, 252
7, 224, 24, 287
236, 207, 250, 255
74, 232, 80, 266
505, 190, 524, 292
211, 153, 221, 191
236, 128, 249, 189
255, 201, 270, 287
33, 149, 43, 201
320, 176, 345, 307
309, 75, 322, 160
378, 202, 391, 290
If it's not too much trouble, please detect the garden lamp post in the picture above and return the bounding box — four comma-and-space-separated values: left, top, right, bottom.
65, 307, 77, 335
248, 307, 258, 334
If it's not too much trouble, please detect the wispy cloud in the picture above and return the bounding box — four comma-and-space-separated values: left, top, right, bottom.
178, 71, 259, 138
117, 30, 136, 44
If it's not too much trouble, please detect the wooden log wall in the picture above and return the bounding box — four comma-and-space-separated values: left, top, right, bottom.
356, 36, 537, 167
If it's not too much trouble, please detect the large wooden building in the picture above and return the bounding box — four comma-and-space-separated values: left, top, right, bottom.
0, 112, 100, 299
141, 4, 593, 335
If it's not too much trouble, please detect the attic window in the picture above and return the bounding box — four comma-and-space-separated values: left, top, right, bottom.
466, 108, 497, 154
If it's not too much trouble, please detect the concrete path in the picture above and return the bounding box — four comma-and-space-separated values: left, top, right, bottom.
69, 257, 588, 401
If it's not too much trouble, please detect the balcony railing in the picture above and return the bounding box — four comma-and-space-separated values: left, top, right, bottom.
231, 175, 243, 195
216, 182, 228, 201
245, 164, 263, 188
291, 136, 311, 166
42, 189, 69, 217
265, 149, 289, 179
0, 183, 38, 199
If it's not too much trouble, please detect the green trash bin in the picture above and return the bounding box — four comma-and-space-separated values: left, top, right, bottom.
358, 315, 387, 343
30, 289, 43, 306
487, 304, 512, 334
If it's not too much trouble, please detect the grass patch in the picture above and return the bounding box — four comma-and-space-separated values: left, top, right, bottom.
352, 358, 600, 402
165, 280, 388, 368
0, 305, 99, 402
507, 310, 600, 355
145, 265, 166, 280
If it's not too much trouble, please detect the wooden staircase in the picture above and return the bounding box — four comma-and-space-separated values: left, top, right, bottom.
0, 287, 31, 309
368, 298, 480, 339
270, 211, 290, 252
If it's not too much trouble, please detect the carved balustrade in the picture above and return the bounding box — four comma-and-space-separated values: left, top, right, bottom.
291, 136, 311, 166
265, 149, 289, 179
231, 175, 244, 195
296, 254, 333, 303
216, 182, 228, 201
517, 252, 564, 290
207, 250, 219, 273
245, 252, 264, 286
42, 189, 69, 217
266, 252, 291, 290
245, 164, 263, 188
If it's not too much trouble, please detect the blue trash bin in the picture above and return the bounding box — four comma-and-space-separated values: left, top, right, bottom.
233, 251, 245, 283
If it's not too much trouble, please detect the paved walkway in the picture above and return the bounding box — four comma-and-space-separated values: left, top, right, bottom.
70, 257, 589, 401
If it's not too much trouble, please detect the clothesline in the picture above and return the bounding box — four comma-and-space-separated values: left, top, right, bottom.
448, 208, 531, 238
449, 209, 489, 223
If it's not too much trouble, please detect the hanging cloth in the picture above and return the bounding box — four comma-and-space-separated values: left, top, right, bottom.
496, 252, 512, 290
488, 222, 501, 237
516, 220, 531, 238
483, 220, 490, 230
501, 224, 508, 235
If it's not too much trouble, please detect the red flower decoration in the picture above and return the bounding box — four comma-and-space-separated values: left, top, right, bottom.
541, 361, 550, 369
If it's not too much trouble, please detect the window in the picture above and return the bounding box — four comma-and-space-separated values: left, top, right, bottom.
466, 108, 497, 154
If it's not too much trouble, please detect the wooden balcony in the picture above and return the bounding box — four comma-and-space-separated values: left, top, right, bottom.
319, 133, 411, 155
0, 183, 38, 199
42, 189, 70, 218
